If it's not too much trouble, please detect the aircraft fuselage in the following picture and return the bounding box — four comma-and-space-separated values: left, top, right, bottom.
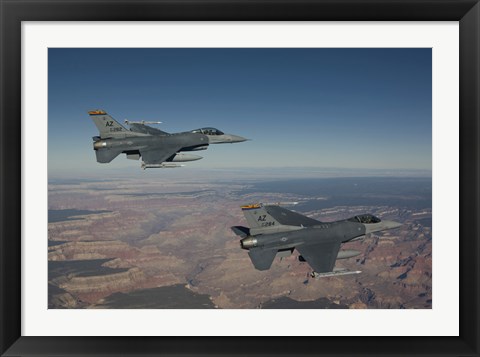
94, 132, 208, 154
234, 204, 402, 274
93, 132, 210, 164
240, 220, 367, 251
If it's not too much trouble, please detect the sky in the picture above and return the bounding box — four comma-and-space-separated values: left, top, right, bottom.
48, 48, 431, 178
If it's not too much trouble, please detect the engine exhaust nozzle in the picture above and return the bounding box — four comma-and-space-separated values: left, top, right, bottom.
240, 237, 257, 249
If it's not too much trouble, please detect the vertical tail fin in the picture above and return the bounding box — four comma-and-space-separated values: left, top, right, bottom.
241, 204, 281, 229
88, 110, 138, 139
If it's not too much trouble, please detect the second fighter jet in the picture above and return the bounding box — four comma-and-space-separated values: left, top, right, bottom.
89, 110, 247, 169
232, 203, 402, 277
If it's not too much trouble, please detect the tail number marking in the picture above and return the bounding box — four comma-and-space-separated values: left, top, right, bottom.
261, 222, 275, 227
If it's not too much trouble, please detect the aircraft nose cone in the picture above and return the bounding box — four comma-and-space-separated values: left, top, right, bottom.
229, 135, 247, 143
208, 134, 248, 144
220, 134, 247, 143
382, 220, 403, 230
364, 220, 402, 234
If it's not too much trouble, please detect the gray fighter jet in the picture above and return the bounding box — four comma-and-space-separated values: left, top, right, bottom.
88, 110, 247, 169
231, 203, 402, 277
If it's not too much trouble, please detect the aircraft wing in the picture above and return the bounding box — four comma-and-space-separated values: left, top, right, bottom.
264, 205, 321, 227
296, 241, 342, 273
140, 147, 180, 164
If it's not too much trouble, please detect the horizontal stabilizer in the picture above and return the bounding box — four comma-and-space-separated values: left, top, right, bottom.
248, 248, 277, 271
95, 149, 123, 163
231, 226, 250, 238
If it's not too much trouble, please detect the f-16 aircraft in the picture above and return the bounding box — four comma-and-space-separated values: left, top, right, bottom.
88, 110, 247, 169
231, 203, 402, 278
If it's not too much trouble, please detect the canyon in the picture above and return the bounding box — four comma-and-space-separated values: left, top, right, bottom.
48, 176, 432, 309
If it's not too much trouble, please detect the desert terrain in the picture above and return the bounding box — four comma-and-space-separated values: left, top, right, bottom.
48, 174, 432, 309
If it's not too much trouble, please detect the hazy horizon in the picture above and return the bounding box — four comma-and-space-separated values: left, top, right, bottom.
48, 165, 432, 182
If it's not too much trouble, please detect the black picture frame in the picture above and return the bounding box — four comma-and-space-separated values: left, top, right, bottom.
1, 0, 478, 356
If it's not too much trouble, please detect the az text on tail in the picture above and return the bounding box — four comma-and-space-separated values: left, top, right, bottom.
88, 110, 142, 139
240, 204, 281, 230
240, 203, 320, 235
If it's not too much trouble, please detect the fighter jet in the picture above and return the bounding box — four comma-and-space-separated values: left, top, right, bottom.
231, 203, 402, 278
88, 110, 247, 169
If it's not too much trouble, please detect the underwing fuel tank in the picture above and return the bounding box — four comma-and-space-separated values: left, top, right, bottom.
169, 153, 202, 162
299, 250, 360, 262
336, 249, 361, 259
184, 145, 209, 151
141, 153, 202, 168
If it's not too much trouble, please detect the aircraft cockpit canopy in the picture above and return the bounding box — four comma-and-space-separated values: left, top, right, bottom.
191, 128, 224, 136
349, 214, 381, 224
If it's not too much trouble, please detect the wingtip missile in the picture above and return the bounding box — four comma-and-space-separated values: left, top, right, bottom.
141, 163, 185, 169
125, 119, 162, 125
